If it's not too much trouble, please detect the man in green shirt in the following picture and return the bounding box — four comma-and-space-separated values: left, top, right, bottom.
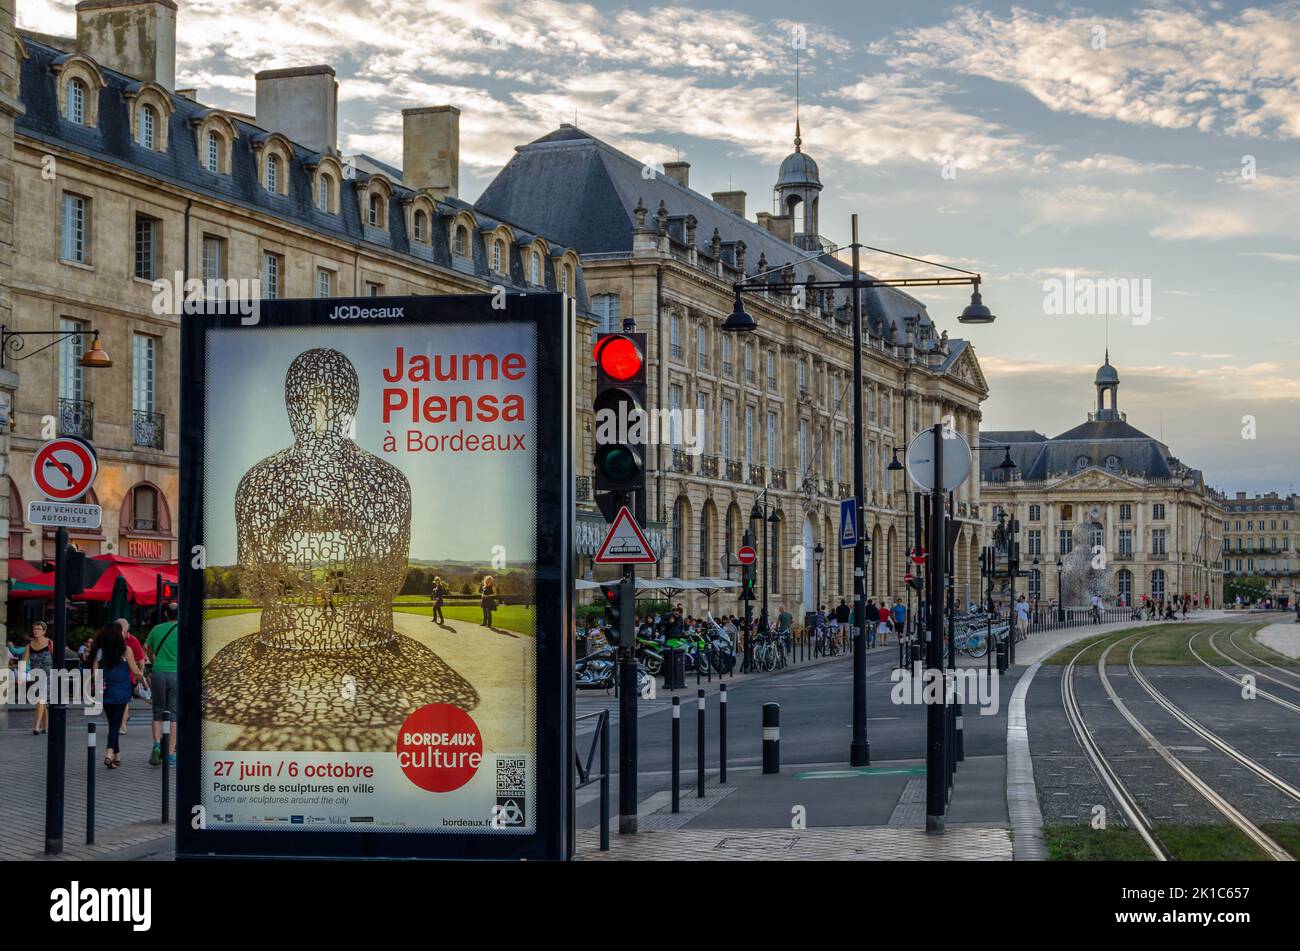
776, 605, 793, 632
144, 602, 180, 766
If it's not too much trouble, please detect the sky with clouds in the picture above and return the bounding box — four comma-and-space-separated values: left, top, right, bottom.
18, 0, 1300, 494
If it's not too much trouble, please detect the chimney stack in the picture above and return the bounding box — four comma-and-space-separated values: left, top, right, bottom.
402, 106, 459, 198
75, 0, 176, 88
663, 161, 689, 188
255, 65, 338, 156
712, 190, 746, 217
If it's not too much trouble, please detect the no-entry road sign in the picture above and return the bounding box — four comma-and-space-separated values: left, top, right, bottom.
31, 436, 98, 502
737, 545, 757, 565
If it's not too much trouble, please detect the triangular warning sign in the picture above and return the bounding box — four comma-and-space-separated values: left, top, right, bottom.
595, 506, 657, 564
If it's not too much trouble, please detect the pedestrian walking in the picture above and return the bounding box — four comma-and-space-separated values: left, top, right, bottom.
865, 599, 877, 647
892, 598, 907, 638
118, 618, 147, 735
1015, 595, 1030, 634
430, 575, 446, 625
876, 602, 891, 646
21, 622, 52, 734
480, 575, 498, 627
91, 622, 143, 769
144, 602, 180, 767
1090, 593, 1102, 624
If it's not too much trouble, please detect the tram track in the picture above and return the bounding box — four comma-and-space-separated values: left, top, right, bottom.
1059, 624, 1297, 861
1187, 630, 1300, 715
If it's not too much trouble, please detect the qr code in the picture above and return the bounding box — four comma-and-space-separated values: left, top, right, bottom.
495, 758, 527, 827
496, 758, 527, 795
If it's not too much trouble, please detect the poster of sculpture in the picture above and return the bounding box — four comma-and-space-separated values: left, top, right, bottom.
183, 297, 570, 853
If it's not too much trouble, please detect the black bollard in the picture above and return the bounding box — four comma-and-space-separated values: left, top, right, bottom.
762, 702, 780, 774
671, 696, 680, 813
161, 714, 171, 825
696, 689, 705, 798
86, 723, 96, 845
719, 684, 728, 785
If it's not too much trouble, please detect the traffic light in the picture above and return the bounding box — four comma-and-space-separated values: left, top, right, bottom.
741, 561, 756, 601
600, 579, 634, 646
592, 333, 647, 512
65, 548, 86, 596
160, 580, 178, 602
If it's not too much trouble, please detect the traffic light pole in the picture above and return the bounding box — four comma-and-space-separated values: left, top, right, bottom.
925, 424, 946, 833
618, 562, 637, 834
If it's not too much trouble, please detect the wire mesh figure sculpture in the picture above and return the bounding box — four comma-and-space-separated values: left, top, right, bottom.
235, 348, 411, 651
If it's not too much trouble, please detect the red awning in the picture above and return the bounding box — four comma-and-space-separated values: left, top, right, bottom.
74, 557, 179, 606
9, 554, 178, 604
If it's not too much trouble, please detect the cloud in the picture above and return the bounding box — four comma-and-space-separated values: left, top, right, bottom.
874, 4, 1300, 139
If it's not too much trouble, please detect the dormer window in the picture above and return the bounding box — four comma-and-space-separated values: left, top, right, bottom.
368, 193, 382, 227
264, 153, 280, 193
413, 210, 427, 242
317, 174, 332, 212
562, 262, 573, 293
454, 224, 469, 258
529, 250, 541, 285
491, 239, 505, 273
140, 105, 156, 149
1075, 454, 1089, 470
67, 79, 86, 124
205, 131, 221, 172
1106, 455, 1119, 469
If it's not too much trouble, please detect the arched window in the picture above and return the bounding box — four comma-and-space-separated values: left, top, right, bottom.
1106, 454, 1120, 469
368, 193, 382, 227
413, 209, 427, 242
562, 262, 573, 293
454, 224, 470, 257
1116, 569, 1132, 604
530, 250, 541, 285
205, 130, 221, 172
131, 484, 161, 531
1151, 568, 1165, 600
491, 239, 504, 273
264, 153, 280, 193
67, 78, 86, 124
140, 104, 156, 149
1075, 454, 1089, 470
317, 173, 332, 212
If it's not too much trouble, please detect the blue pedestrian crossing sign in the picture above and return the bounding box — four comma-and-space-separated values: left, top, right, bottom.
839, 498, 859, 549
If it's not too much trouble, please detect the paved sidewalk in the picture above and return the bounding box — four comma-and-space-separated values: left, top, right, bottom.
1257, 621, 1300, 659
0, 702, 177, 860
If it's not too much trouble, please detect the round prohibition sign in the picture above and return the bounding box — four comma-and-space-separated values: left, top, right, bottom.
32, 436, 98, 502
737, 545, 757, 565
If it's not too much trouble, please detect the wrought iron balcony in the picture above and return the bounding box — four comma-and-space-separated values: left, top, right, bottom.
748, 464, 765, 486
700, 455, 719, 478
670, 343, 683, 359
697, 353, 710, 370
57, 398, 93, 439
726, 459, 743, 482
132, 409, 164, 449
672, 449, 693, 474
771, 468, 787, 490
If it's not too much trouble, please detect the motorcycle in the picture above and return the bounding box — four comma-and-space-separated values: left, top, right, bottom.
575, 643, 652, 694
635, 635, 664, 675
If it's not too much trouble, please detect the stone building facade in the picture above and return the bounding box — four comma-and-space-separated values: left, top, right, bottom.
1, 0, 22, 642
476, 126, 991, 619
2, 0, 586, 628
981, 356, 1225, 609
1221, 491, 1297, 607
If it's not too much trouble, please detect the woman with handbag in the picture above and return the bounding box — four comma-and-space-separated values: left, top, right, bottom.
431, 576, 446, 625
91, 622, 143, 768
21, 623, 52, 734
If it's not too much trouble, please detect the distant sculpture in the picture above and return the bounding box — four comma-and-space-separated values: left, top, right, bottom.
1059, 523, 1115, 606
235, 348, 411, 651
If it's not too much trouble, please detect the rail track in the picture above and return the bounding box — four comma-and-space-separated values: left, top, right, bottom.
1061, 624, 1298, 861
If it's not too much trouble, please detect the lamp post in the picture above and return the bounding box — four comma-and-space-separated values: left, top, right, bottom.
750, 490, 782, 632
1056, 558, 1065, 622
725, 215, 996, 770
722, 216, 993, 774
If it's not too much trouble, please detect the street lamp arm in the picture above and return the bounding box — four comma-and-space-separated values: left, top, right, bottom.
735, 275, 981, 293
854, 243, 981, 278
0, 325, 108, 369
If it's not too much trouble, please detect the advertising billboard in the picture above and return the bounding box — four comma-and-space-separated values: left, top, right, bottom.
177, 294, 573, 859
